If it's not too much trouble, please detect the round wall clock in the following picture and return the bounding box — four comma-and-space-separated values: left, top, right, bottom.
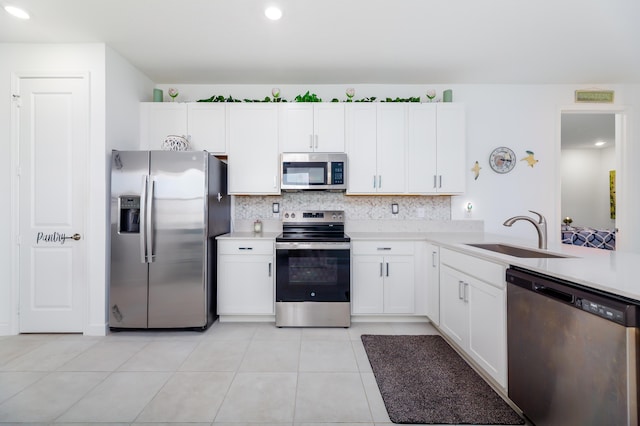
489, 147, 516, 174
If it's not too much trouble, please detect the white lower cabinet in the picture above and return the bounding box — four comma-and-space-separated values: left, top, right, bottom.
425, 243, 440, 325
217, 239, 274, 315
352, 241, 415, 314
439, 248, 507, 388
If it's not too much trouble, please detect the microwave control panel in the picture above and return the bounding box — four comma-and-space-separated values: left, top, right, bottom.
331, 162, 344, 185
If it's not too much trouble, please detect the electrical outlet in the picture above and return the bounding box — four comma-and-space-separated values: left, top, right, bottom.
391, 203, 399, 214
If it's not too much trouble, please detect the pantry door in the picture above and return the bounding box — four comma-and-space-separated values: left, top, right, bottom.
15, 75, 89, 332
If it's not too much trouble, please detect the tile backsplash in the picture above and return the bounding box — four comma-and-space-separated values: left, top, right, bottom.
230, 193, 486, 234
233, 193, 451, 221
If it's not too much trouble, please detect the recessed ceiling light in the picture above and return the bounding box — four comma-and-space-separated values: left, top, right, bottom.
595, 141, 606, 147
4, 5, 30, 20
265, 6, 282, 20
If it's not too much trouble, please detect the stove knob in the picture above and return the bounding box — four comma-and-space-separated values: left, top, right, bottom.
332, 214, 337, 220
311, 292, 316, 297
284, 213, 289, 218
291, 213, 296, 219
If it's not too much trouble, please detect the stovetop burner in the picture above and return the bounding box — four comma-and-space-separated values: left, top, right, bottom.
276, 210, 349, 243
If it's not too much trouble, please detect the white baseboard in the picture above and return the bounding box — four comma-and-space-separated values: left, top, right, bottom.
0, 323, 16, 336
84, 322, 108, 336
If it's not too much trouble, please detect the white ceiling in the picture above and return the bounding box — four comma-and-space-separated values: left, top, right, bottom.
561, 113, 616, 149
1, 0, 639, 84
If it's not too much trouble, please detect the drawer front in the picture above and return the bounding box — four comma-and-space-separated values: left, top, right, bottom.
440, 248, 505, 288
352, 241, 415, 256
218, 239, 274, 255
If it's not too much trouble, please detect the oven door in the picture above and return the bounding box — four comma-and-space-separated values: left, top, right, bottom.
276, 242, 350, 302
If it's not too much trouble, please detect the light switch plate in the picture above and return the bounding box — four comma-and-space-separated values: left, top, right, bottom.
272, 203, 280, 213
391, 203, 399, 214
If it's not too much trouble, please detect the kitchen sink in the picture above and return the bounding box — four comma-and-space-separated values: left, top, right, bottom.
466, 243, 570, 259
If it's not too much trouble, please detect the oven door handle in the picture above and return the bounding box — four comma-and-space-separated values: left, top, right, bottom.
276, 242, 351, 250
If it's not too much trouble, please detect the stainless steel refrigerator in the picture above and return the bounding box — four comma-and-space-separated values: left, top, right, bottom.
109, 150, 230, 330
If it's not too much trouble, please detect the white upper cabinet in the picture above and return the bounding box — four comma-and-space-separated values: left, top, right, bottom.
227, 104, 280, 195
279, 103, 345, 153
408, 103, 466, 194
139, 102, 226, 153
376, 103, 407, 193
408, 104, 438, 193
187, 103, 226, 153
346, 103, 407, 194
436, 103, 466, 194
346, 103, 377, 193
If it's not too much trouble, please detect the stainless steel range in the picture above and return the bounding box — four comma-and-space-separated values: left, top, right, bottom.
275, 210, 351, 327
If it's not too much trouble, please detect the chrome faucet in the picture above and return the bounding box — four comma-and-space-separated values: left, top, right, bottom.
503, 210, 548, 249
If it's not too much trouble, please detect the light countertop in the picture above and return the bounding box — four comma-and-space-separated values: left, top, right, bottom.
216, 231, 280, 240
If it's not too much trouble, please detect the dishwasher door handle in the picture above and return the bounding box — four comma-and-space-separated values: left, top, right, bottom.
534, 283, 574, 303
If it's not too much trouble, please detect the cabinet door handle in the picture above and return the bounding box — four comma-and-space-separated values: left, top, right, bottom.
315, 134, 319, 149
273, 176, 277, 188
463, 282, 469, 302
373, 175, 377, 189
378, 175, 382, 188
439, 175, 443, 188
433, 175, 437, 189
458, 280, 464, 300
431, 251, 437, 267
268, 262, 272, 277
386, 262, 389, 277
380, 262, 384, 277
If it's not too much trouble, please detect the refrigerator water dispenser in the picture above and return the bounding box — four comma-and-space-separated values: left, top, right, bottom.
119, 196, 140, 233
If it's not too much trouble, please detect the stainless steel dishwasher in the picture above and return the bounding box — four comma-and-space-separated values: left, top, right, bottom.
506, 267, 639, 426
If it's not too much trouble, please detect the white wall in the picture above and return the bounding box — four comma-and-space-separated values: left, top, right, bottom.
561, 147, 615, 229
0, 43, 152, 336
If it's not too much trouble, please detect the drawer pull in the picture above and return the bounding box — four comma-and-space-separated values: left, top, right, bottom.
238, 247, 253, 251
377, 247, 392, 251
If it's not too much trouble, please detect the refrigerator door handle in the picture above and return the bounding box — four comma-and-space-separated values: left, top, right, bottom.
146, 178, 156, 262
140, 175, 149, 263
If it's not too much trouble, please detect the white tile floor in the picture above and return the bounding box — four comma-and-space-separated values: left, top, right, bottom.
0, 321, 494, 425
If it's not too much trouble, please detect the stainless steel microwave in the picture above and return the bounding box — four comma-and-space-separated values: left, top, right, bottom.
281, 152, 347, 191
